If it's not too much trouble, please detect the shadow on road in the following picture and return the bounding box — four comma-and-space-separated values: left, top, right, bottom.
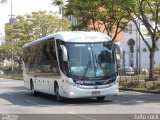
0, 86, 160, 107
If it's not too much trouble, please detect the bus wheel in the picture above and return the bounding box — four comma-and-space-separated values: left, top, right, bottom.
97, 96, 105, 101
30, 81, 37, 96
55, 85, 62, 102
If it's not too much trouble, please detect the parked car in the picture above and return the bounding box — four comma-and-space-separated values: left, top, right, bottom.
141, 68, 149, 75
125, 67, 135, 75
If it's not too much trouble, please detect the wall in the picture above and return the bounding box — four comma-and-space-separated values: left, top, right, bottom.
122, 20, 160, 70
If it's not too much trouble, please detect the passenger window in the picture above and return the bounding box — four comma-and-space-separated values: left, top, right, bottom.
26, 39, 60, 76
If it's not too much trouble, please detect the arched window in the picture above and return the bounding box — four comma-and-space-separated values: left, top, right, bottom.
127, 39, 135, 67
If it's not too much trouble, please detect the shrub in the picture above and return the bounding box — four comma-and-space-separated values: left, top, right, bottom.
0, 66, 22, 75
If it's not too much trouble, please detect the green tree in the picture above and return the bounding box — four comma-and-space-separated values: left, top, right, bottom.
51, 0, 63, 5
4, 11, 71, 67
52, 0, 131, 41
118, 0, 160, 80
97, 0, 132, 41
0, 44, 10, 61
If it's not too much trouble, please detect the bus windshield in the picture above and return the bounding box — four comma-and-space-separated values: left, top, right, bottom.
64, 42, 117, 79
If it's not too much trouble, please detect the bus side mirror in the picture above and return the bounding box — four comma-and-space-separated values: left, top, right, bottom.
60, 45, 68, 61
114, 43, 122, 68
116, 54, 121, 68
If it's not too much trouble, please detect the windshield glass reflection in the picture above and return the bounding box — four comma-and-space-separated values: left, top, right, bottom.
65, 41, 117, 79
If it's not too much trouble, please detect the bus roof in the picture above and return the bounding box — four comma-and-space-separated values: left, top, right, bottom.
23, 31, 112, 48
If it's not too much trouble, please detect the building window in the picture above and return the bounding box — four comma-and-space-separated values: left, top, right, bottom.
127, 39, 135, 67
142, 48, 147, 52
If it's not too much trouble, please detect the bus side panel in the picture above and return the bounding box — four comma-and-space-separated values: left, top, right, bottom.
34, 77, 54, 95
27, 76, 61, 95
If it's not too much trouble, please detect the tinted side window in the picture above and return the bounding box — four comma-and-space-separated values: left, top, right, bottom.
36, 40, 60, 76
24, 39, 60, 76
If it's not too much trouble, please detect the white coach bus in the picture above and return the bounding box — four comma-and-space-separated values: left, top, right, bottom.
23, 31, 119, 102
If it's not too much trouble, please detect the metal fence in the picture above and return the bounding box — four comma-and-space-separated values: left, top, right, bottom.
119, 70, 160, 90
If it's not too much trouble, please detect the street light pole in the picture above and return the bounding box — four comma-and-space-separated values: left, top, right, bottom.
10, 0, 14, 75
136, 22, 139, 70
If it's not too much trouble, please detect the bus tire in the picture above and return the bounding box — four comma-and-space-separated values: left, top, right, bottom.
30, 80, 37, 96
55, 84, 63, 102
97, 96, 105, 101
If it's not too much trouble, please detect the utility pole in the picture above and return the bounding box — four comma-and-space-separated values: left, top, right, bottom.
9, 0, 14, 75
136, 22, 139, 70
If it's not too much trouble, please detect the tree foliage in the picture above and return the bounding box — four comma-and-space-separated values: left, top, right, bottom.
2, 11, 71, 67
53, 0, 132, 41
118, 0, 160, 79
51, 0, 64, 6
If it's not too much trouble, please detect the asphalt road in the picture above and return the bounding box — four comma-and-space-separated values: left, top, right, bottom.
0, 78, 160, 120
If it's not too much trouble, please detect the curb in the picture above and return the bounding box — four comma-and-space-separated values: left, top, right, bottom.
120, 88, 160, 94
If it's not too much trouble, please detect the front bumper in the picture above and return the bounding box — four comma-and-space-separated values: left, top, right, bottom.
60, 80, 119, 98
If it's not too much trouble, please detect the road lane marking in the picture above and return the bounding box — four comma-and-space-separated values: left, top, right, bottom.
15, 89, 28, 92
68, 112, 96, 120
25, 100, 39, 105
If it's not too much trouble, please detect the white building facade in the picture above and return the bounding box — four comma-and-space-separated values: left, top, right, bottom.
122, 20, 160, 70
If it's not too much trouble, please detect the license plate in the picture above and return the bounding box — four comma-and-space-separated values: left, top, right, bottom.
92, 91, 100, 95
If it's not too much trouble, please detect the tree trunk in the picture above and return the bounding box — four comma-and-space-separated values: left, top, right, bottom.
149, 49, 155, 80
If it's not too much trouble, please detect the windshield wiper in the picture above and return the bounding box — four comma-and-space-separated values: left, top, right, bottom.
82, 59, 91, 79
90, 45, 96, 77
95, 54, 106, 75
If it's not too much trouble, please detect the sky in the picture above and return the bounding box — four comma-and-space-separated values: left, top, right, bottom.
0, 0, 59, 36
